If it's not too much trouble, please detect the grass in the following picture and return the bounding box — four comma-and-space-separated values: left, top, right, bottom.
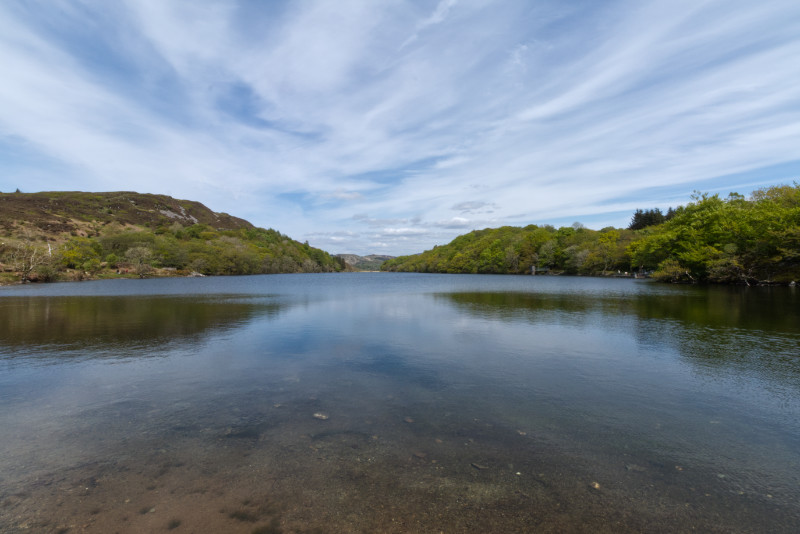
0, 272, 19, 285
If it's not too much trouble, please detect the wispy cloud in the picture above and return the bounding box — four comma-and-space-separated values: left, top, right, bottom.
1, 0, 799, 255
452, 201, 498, 214
400, 0, 458, 49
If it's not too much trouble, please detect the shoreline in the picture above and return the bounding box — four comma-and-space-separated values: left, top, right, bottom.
2, 269, 796, 288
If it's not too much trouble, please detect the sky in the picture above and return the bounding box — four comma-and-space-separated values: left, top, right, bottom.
1, 1, 799, 256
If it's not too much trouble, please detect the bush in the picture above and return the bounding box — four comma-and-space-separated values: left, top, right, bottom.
652, 259, 694, 283
35, 263, 60, 282
105, 253, 119, 268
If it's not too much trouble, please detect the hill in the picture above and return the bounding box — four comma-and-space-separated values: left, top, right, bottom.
381, 224, 635, 276
0, 191, 344, 283
0, 190, 252, 234
382, 184, 800, 285
336, 254, 395, 271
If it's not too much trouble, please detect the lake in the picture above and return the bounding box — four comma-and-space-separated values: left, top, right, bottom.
1, 273, 798, 533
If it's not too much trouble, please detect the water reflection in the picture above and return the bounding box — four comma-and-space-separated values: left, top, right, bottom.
438, 290, 800, 390
438, 286, 800, 332
0, 295, 283, 360
1, 275, 799, 533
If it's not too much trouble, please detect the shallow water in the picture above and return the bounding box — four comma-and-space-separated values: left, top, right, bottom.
1, 273, 799, 533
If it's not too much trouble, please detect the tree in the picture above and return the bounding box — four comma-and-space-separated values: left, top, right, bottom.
628, 208, 665, 230
9, 240, 45, 282
4, 229, 55, 282
597, 230, 620, 272
61, 237, 101, 269
125, 246, 153, 278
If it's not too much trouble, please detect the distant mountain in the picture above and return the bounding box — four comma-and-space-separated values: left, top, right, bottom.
0, 191, 345, 283
336, 254, 395, 271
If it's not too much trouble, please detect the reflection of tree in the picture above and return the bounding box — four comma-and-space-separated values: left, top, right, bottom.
440, 287, 799, 333
437, 291, 604, 324
437, 288, 800, 387
0, 296, 284, 358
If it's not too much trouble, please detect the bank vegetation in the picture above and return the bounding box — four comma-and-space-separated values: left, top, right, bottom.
0, 191, 344, 284
382, 184, 800, 285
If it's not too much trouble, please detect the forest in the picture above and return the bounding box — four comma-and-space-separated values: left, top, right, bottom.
382, 184, 800, 285
1, 223, 345, 284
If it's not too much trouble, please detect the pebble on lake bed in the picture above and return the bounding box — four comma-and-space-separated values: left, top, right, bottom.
313, 412, 329, 420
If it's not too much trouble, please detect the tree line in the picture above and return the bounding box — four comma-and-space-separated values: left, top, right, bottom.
1, 222, 345, 283
382, 184, 800, 284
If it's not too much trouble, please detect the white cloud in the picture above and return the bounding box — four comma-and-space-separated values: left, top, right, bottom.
1, 0, 799, 255
435, 217, 472, 229
383, 227, 429, 236
323, 189, 364, 201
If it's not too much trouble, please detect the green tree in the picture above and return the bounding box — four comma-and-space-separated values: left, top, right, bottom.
61, 237, 101, 269
597, 229, 620, 273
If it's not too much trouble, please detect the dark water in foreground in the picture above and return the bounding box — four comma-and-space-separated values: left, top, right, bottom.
1, 273, 798, 533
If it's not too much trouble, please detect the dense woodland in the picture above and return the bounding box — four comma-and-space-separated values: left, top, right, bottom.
0, 191, 344, 283
382, 184, 800, 284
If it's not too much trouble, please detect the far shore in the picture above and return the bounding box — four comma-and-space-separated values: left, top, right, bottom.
2, 269, 796, 288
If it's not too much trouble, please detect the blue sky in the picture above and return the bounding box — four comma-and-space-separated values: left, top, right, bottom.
1, 0, 799, 255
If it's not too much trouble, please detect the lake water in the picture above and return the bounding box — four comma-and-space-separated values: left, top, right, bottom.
1, 273, 798, 533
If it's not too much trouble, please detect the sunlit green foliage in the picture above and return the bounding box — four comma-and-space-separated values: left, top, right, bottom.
1, 223, 345, 282
628, 184, 800, 283
60, 237, 101, 269
382, 224, 637, 276
384, 184, 800, 284
86, 224, 345, 277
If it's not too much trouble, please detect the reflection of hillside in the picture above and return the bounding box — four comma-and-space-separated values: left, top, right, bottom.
437, 292, 594, 321
438, 288, 799, 332
0, 296, 283, 355
630, 286, 800, 333
437, 289, 800, 388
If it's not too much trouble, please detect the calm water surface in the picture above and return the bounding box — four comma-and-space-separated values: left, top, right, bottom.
1, 273, 798, 533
